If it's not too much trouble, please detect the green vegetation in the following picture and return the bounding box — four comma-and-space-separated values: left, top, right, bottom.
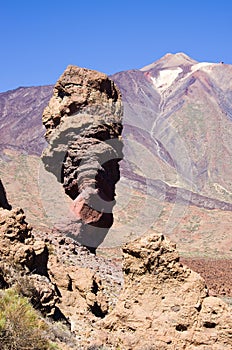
184, 215, 201, 233
0, 288, 58, 350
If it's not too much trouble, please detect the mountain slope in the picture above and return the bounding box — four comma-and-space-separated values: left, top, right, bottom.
0, 85, 52, 155
111, 53, 232, 205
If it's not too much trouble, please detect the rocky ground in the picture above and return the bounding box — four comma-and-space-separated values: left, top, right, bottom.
37, 227, 232, 301
98, 248, 232, 300
181, 257, 232, 298
1, 203, 231, 349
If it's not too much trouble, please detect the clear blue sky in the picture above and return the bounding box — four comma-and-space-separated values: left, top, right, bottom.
1, 0, 232, 92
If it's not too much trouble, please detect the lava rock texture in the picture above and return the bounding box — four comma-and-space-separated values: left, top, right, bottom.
42, 66, 123, 250
97, 233, 232, 349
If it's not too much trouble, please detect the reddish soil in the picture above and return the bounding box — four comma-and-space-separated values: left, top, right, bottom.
181, 258, 232, 297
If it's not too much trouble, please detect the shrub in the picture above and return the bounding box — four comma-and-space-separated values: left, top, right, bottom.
0, 288, 58, 350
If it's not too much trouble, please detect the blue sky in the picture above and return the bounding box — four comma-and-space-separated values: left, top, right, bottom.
1, 0, 232, 92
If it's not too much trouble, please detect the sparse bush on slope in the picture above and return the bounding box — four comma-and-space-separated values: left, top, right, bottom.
0, 288, 58, 350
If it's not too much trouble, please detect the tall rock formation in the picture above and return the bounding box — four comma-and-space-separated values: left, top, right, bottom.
42, 66, 123, 251
98, 233, 232, 349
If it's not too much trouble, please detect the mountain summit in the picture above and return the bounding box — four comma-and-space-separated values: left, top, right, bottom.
111, 53, 232, 206
141, 52, 198, 71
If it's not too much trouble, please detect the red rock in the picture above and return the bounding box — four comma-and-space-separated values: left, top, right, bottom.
42, 65, 123, 251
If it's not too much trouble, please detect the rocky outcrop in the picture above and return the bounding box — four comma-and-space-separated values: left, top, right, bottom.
0, 206, 57, 316
0, 205, 110, 322
0, 207, 48, 274
42, 65, 123, 250
48, 255, 109, 334
0, 184, 118, 342
98, 233, 232, 349
42, 66, 122, 138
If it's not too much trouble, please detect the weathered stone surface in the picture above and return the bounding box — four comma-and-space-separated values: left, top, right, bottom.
42, 65, 123, 250
19, 274, 58, 316
49, 256, 109, 327
0, 180, 118, 348
0, 206, 58, 316
0, 207, 32, 241
0, 207, 48, 274
98, 233, 232, 349
43, 66, 122, 138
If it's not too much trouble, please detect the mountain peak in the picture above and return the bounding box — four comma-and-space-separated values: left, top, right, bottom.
141, 52, 198, 71
164, 52, 195, 60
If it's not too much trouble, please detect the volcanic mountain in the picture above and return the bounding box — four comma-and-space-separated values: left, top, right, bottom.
112, 52, 232, 204
108, 53, 232, 257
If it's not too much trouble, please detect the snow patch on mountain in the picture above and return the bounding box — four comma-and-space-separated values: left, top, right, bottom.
191, 62, 214, 73
151, 67, 183, 92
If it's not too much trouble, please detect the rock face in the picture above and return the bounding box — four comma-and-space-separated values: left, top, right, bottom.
100, 233, 232, 349
0, 206, 58, 316
49, 253, 110, 333
0, 181, 120, 347
0, 207, 47, 274
42, 65, 123, 250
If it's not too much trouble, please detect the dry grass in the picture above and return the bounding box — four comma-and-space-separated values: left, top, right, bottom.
0, 288, 58, 350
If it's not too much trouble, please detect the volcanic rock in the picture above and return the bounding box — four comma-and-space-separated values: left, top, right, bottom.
0, 186, 115, 328
42, 65, 122, 138
99, 233, 232, 349
42, 65, 123, 250
0, 207, 46, 271
48, 256, 109, 331
0, 206, 58, 316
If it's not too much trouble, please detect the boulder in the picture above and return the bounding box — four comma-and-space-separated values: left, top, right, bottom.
99, 233, 232, 349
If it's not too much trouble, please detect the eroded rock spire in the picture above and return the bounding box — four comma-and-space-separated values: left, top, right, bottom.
42, 65, 123, 251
